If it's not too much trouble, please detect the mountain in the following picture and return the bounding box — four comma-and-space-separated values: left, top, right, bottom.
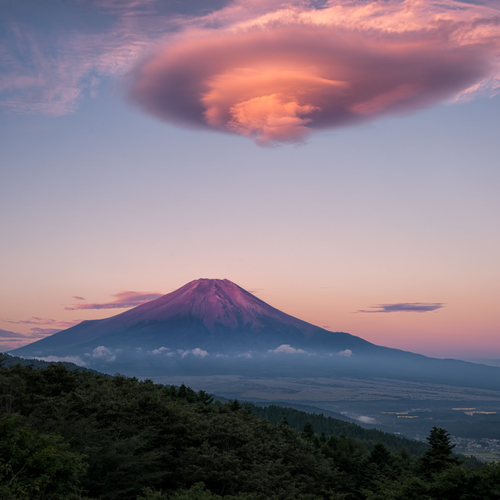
10, 279, 500, 391
11, 279, 371, 356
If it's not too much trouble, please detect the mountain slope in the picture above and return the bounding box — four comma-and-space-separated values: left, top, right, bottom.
10, 279, 500, 392
11, 279, 373, 356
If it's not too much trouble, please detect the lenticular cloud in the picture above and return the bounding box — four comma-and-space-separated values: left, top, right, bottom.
129, 0, 500, 145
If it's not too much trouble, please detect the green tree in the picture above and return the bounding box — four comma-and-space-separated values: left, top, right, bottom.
366, 462, 500, 500
138, 482, 262, 499
0, 414, 88, 500
302, 421, 315, 440
419, 427, 460, 477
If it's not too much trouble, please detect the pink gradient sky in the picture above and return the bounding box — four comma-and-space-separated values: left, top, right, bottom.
1, 0, 499, 359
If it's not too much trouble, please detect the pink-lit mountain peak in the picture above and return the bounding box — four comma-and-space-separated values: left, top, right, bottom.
115, 278, 316, 334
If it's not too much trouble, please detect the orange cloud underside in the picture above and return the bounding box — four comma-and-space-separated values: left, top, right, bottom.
129, 0, 500, 144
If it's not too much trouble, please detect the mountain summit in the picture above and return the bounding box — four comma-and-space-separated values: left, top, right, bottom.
111, 278, 320, 335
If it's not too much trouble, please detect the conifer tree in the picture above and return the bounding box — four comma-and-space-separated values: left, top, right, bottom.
302, 421, 315, 439
419, 426, 460, 476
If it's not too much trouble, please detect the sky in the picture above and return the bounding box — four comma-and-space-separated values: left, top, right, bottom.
1, 0, 499, 359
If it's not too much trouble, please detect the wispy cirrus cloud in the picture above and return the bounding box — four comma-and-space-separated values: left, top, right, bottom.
0, 329, 26, 339
0, 0, 220, 115
355, 303, 444, 313
65, 291, 163, 310
129, 0, 500, 145
0, 320, 80, 350
5, 316, 83, 331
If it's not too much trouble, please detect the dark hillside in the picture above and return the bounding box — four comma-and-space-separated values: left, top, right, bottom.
0, 356, 496, 500
249, 404, 429, 456
2, 352, 97, 372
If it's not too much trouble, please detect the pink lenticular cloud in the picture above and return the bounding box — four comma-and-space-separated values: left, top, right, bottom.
129, 0, 500, 144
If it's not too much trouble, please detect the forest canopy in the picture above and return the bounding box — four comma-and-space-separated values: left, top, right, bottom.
1, 355, 499, 500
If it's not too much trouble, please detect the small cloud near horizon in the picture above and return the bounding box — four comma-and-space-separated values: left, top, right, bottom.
0, 329, 26, 339
4, 317, 83, 338
270, 344, 307, 354
0, 321, 79, 351
338, 349, 352, 357
355, 303, 444, 314
84, 346, 120, 362
65, 291, 163, 310
29, 327, 63, 335
180, 348, 209, 358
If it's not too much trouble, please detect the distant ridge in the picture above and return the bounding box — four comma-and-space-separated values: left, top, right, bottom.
0, 352, 97, 373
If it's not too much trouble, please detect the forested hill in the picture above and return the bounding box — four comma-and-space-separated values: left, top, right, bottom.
2, 353, 426, 454
2, 352, 97, 372
1, 357, 498, 500
249, 404, 429, 456
252, 401, 358, 423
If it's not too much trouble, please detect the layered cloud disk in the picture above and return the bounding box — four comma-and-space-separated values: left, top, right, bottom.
129, 0, 500, 144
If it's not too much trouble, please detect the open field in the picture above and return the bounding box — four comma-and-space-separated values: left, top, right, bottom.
151, 375, 500, 441
464, 451, 500, 463
151, 375, 500, 402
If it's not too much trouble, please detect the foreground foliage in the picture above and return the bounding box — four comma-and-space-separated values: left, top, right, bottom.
1, 356, 498, 500
0, 414, 87, 500
250, 404, 429, 456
